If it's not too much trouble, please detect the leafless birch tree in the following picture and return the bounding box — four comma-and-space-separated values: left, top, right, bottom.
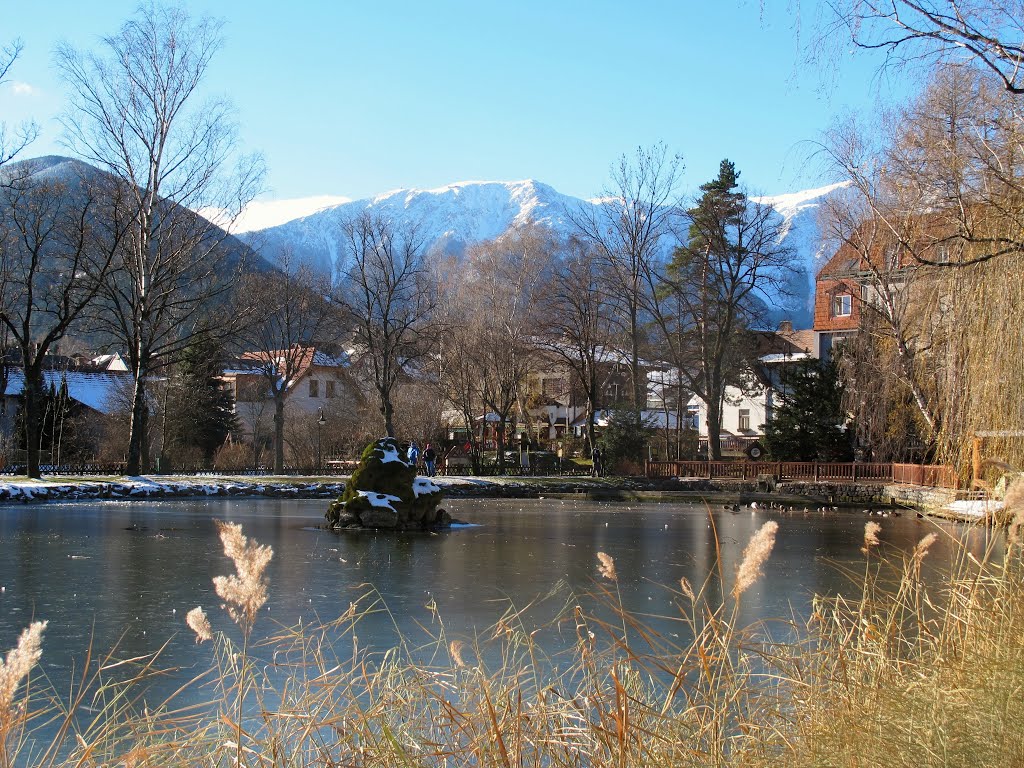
56, 3, 263, 474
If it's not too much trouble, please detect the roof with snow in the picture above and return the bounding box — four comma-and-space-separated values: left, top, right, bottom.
4, 370, 127, 415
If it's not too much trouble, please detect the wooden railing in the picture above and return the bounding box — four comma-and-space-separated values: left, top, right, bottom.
647, 460, 958, 489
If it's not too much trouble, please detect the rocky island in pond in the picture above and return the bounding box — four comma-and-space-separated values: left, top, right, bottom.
325, 437, 452, 531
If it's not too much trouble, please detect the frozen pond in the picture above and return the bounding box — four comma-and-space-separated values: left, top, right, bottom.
0, 496, 992, 695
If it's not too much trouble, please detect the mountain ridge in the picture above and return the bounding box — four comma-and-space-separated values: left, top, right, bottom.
240, 177, 845, 327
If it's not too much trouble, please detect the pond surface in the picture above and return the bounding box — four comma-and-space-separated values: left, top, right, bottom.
0, 497, 997, 694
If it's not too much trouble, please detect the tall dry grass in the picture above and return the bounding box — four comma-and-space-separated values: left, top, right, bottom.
1, 515, 1021, 767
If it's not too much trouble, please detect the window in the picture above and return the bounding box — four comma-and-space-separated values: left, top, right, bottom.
326, 380, 336, 398
308, 379, 319, 398
738, 409, 751, 432
832, 293, 852, 317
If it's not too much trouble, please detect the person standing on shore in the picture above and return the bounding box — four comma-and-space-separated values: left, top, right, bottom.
423, 444, 437, 477
408, 441, 420, 471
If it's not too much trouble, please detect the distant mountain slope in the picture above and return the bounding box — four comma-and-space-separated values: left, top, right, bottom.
3, 155, 274, 274
243, 178, 846, 328
241, 179, 587, 275
753, 181, 851, 324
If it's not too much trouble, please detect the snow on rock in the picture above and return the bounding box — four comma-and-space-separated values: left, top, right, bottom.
375, 442, 411, 465
357, 490, 402, 511
413, 477, 442, 498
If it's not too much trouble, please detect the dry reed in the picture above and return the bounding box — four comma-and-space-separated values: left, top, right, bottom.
5, 519, 1022, 767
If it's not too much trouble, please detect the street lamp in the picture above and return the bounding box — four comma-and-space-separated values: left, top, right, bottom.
316, 408, 327, 472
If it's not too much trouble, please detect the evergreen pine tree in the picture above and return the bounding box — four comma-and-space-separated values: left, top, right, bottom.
163, 339, 236, 467
764, 359, 853, 462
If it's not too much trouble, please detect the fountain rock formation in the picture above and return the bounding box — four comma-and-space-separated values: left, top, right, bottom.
325, 437, 449, 531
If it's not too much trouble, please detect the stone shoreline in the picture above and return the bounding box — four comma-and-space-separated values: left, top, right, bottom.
0, 474, 986, 522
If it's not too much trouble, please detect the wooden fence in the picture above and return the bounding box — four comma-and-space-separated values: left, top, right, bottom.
646, 460, 958, 489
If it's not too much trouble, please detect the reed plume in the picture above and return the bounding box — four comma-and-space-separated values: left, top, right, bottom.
733, 521, 778, 598
0, 621, 46, 714
212, 521, 273, 634
596, 552, 618, 582
186, 607, 212, 644
1005, 477, 1024, 548
862, 521, 882, 555
913, 532, 939, 565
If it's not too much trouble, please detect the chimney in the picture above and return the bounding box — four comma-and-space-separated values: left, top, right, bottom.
777, 320, 793, 334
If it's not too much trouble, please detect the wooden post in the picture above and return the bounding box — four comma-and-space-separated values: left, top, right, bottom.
972, 437, 982, 488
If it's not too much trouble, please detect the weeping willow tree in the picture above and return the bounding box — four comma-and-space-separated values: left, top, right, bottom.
823, 63, 1024, 476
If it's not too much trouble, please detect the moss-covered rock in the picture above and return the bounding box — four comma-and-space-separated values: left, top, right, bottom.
325, 438, 447, 531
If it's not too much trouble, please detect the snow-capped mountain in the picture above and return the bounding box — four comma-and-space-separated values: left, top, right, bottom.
240, 179, 587, 276
240, 177, 848, 328
753, 181, 850, 324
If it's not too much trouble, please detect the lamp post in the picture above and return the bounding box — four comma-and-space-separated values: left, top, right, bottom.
316, 408, 326, 473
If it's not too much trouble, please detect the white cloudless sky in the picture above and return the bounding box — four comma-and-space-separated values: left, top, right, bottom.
0, 0, 907, 203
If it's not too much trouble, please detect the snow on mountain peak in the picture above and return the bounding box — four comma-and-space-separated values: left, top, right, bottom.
241, 177, 847, 328
218, 194, 353, 233
753, 181, 850, 220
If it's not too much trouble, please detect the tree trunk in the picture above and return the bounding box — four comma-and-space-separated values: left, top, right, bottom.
273, 395, 285, 474
22, 370, 44, 480
126, 371, 149, 475
706, 395, 723, 461
496, 418, 507, 474
381, 389, 395, 438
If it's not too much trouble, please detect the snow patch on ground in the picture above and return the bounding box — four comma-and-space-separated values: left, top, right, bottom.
944, 499, 1005, 519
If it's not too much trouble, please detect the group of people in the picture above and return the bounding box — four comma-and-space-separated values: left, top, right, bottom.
406, 441, 438, 477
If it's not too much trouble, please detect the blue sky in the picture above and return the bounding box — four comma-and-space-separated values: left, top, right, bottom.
0, 1, 906, 202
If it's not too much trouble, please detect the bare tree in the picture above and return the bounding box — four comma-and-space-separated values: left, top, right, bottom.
56, 3, 263, 474
536, 238, 620, 453
653, 160, 796, 460
0, 40, 38, 431
335, 212, 434, 438
0, 167, 122, 477
435, 254, 486, 472
569, 144, 684, 412
825, 0, 1024, 94
236, 260, 335, 473
461, 226, 553, 472
0, 39, 38, 168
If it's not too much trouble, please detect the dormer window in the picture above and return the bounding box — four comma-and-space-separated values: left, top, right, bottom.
832, 293, 852, 317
